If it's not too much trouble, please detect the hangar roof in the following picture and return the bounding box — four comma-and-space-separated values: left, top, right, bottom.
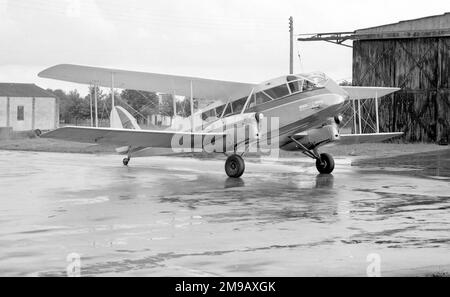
355, 12, 450, 39
298, 13, 450, 46
0, 83, 55, 98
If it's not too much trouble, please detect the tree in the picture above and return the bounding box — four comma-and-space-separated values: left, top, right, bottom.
159, 94, 174, 117
47, 88, 70, 122
176, 97, 197, 117
67, 90, 90, 123
120, 89, 160, 119
85, 86, 107, 120
47, 88, 90, 123
339, 80, 352, 86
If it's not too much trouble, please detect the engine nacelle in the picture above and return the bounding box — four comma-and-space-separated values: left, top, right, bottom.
298, 124, 340, 149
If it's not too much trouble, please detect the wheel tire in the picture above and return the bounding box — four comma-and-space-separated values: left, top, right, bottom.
315, 153, 335, 174
123, 157, 130, 166
225, 154, 245, 178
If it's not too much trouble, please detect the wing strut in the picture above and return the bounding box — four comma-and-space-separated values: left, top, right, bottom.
358, 98, 362, 134
375, 91, 379, 133
111, 72, 115, 108
94, 83, 98, 127
190, 80, 194, 132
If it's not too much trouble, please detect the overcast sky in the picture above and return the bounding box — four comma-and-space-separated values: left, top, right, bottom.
0, 0, 448, 95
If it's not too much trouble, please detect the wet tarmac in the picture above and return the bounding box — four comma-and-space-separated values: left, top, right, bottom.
0, 149, 449, 276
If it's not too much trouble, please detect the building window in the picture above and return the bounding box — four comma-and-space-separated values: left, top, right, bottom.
17, 106, 24, 121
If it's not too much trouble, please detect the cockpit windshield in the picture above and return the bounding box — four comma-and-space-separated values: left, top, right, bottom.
301, 72, 328, 88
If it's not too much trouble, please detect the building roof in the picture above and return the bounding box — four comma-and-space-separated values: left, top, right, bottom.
355, 12, 450, 39
0, 83, 55, 98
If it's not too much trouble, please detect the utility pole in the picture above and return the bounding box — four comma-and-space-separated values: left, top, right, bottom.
289, 16, 294, 74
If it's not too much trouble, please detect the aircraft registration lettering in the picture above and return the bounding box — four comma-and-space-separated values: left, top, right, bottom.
298, 104, 308, 111
311, 100, 324, 109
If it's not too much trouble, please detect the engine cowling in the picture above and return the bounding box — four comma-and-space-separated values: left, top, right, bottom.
297, 124, 340, 149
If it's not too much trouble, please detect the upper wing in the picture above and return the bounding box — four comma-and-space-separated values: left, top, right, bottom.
41, 126, 225, 148
342, 86, 400, 100
38, 64, 255, 104
338, 132, 403, 145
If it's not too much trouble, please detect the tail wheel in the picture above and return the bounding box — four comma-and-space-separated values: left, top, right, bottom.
225, 154, 245, 178
123, 157, 130, 166
315, 153, 335, 174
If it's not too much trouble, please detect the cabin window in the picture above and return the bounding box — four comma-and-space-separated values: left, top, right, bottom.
201, 109, 216, 121
17, 106, 24, 121
215, 104, 225, 117
254, 92, 272, 105
245, 91, 272, 111
222, 102, 233, 117
231, 97, 247, 114
246, 94, 256, 109
264, 84, 290, 100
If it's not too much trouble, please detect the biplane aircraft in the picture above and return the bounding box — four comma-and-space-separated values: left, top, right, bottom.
39, 64, 403, 178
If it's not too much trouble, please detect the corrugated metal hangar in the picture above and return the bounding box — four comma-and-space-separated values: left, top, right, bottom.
0, 83, 59, 132
299, 13, 450, 143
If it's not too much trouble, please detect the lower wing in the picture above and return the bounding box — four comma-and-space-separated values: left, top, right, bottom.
41, 126, 225, 149
337, 132, 403, 145
341, 86, 400, 100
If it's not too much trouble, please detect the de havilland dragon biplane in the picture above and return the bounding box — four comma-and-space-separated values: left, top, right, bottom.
39, 64, 402, 178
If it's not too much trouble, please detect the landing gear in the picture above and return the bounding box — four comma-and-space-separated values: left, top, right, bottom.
315, 153, 335, 174
289, 136, 335, 174
123, 146, 132, 166
225, 154, 245, 178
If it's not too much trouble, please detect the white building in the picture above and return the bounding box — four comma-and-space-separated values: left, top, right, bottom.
0, 83, 58, 131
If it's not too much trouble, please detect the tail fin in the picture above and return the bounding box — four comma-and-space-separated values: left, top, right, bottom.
110, 106, 141, 130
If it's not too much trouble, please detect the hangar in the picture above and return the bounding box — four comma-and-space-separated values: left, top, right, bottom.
0, 83, 59, 132
298, 13, 450, 143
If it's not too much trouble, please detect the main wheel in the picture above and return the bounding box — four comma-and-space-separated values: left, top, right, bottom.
225, 154, 245, 178
315, 153, 335, 174
123, 157, 130, 166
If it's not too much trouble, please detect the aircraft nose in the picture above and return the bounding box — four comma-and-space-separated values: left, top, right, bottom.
329, 94, 346, 107
329, 94, 347, 113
